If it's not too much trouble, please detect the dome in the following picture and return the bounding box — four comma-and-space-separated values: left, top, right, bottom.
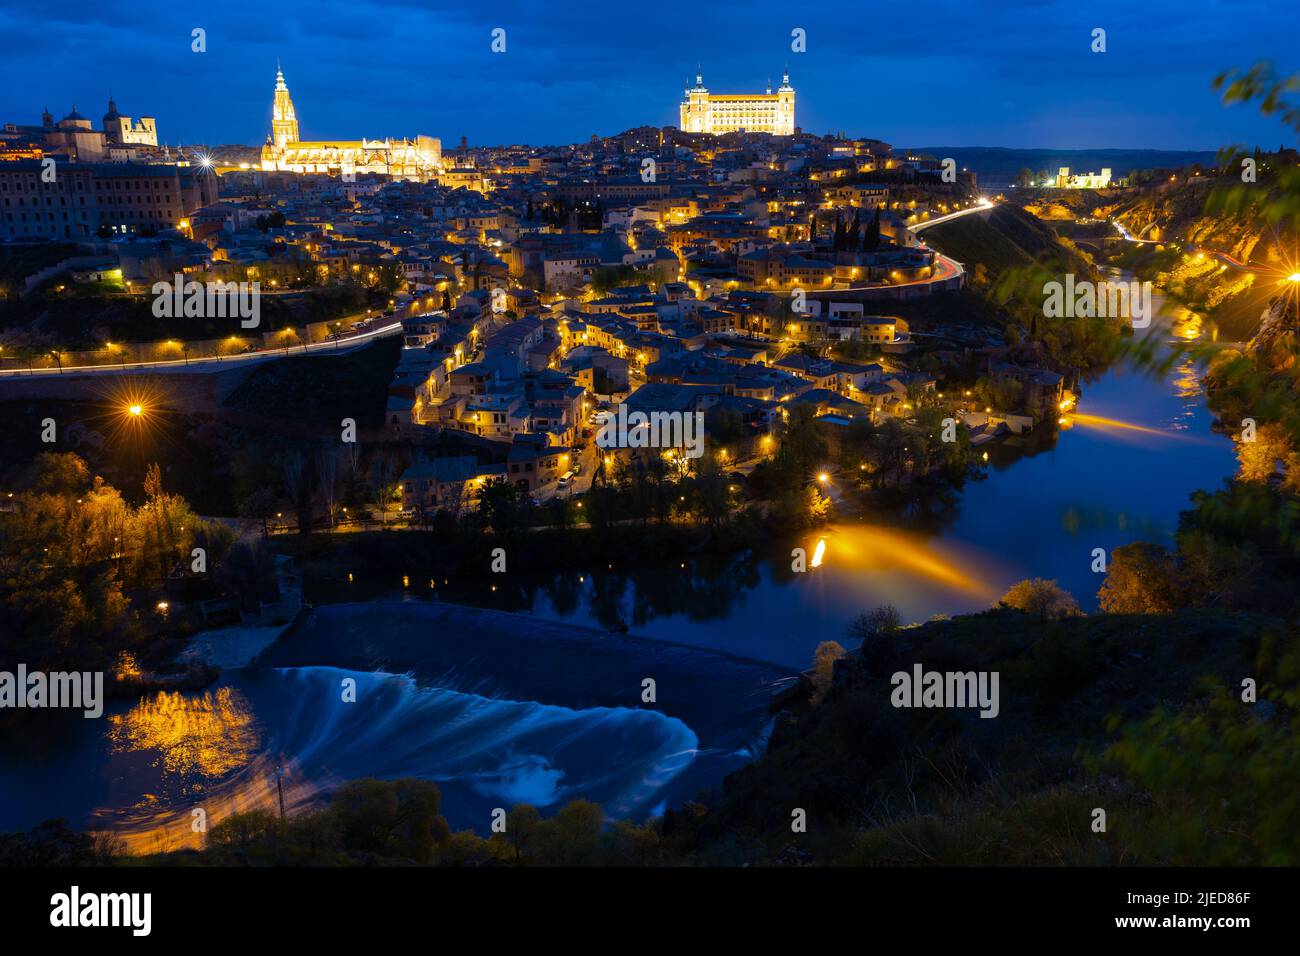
56, 105, 93, 131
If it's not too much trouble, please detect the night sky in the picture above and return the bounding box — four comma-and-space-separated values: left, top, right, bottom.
1, 0, 1295, 150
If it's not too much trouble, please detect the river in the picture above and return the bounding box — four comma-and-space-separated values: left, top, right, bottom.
0, 277, 1238, 846
474, 280, 1236, 668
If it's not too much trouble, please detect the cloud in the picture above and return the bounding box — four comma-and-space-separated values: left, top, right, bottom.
0, 0, 1295, 148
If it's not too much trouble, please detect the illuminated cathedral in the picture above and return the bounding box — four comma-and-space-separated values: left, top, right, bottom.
259, 65, 442, 180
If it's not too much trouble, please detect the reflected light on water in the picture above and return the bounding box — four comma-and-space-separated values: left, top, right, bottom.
1172, 358, 1202, 401
1173, 310, 1203, 342
100, 688, 328, 855
811, 524, 1000, 598
97, 756, 319, 856
108, 687, 260, 779
1069, 412, 1187, 441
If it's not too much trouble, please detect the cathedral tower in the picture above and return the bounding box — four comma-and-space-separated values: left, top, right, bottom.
271, 64, 300, 149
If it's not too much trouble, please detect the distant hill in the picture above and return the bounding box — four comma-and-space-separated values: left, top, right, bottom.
910, 147, 1219, 188
924, 204, 1097, 285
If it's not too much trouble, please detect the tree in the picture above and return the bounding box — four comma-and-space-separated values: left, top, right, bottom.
1092, 689, 1300, 864
139, 463, 198, 582
863, 209, 882, 251
207, 810, 281, 849
848, 604, 901, 670
25, 452, 91, 496
478, 476, 526, 535
238, 487, 279, 538
811, 640, 846, 703
687, 454, 731, 529
315, 444, 341, 529
367, 451, 398, 526
536, 800, 604, 865
973, 375, 1023, 415
502, 803, 543, 862
804, 483, 832, 524
1000, 578, 1083, 621
1097, 542, 1181, 614
282, 450, 313, 534
1236, 422, 1291, 483
590, 264, 640, 296
850, 605, 901, 641
328, 778, 450, 864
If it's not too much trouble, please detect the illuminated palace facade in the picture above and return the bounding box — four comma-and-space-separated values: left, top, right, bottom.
679, 70, 795, 136
259, 67, 442, 180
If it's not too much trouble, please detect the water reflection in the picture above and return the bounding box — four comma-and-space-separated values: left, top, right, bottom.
1069, 411, 1194, 442
108, 687, 260, 781
811, 524, 994, 596
98, 687, 303, 855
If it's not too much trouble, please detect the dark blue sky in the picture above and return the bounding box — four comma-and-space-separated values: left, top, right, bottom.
1, 0, 1295, 150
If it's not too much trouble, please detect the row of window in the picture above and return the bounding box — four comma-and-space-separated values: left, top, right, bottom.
0, 177, 176, 193
2, 197, 174, 216
2, 196, 86, 206
5, 210, 166, 223
0, 178, 91, 192
5, 211, 85, 222
0, 221, 158, 237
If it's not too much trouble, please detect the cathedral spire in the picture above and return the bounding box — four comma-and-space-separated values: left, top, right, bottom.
270, 61, 299, 149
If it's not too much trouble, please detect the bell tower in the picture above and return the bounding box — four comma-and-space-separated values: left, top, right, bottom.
776, 69, 795, 136
680, 67, 711, 134
271, 63, 300, 149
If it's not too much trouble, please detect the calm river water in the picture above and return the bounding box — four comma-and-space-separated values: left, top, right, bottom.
0, 280, 1237, 844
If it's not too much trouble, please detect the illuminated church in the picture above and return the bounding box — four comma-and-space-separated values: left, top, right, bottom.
260, 66, 442, 180
679, 69, 795, 136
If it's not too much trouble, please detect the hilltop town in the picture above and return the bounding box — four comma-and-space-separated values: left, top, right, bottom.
0, 67, 1087, 528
